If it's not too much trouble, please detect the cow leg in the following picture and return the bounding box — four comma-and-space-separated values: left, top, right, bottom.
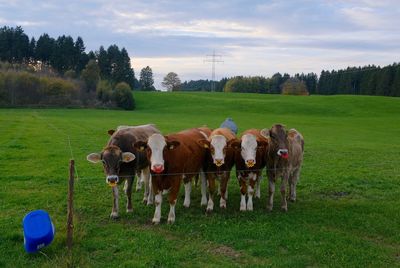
290, 168, 300, 202
136, 171, 143, 191
280, 174, 288, 212
200, 170, 208, 206
152, 190, 162, 224
267, 173, 275, 212
255, 175, 261, 199
110, 186, 119, 219
147, 174, 154, 206
247, 173, 257, 211
183, 177, 191, 208
219, 172, 229, 209
206, 173, 215, 213
124, 177, 133, 213
168, 178, 180, 224
140, 167, 151, 204
239, 176, 247, 211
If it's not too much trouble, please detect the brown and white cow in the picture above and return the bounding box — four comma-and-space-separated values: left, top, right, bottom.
134, 127, 211, 224
233, 129, 268, 211
87, 124, 160, 219
261, 124, 304, 212
198, 128, 237, 213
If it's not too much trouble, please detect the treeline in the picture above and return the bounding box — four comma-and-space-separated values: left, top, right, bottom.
182, 63, 399, 97
182, 72, 317, 95
318, 64, 400, 96
0, 26, 137, 109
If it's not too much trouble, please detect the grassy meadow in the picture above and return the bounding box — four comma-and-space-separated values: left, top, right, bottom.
0, 92, 400, 267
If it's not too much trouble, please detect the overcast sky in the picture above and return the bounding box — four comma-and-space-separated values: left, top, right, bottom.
1, 0, 399, 88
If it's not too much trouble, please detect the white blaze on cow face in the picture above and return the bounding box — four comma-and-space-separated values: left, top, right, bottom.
210, 135, 227, 166
147, 134, 167, 173
241, 134, 257, 168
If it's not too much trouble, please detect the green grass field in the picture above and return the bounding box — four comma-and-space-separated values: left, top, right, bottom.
1, 92, 400, 267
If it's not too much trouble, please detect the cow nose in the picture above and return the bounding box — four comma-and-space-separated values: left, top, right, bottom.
106, 175, 119, 186
152, 164, 164, 173
246, 159, 255, 167
277, 149, 289, 159
214, 159, 224, 167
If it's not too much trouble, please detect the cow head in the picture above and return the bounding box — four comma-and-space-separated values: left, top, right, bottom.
87, 145, 136, 186
261, 124, 289, 159
198, 135, 237, 167
134, 133, 180, 174
239, 134, 268, 168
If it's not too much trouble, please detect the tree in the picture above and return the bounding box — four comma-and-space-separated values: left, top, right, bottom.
81, 59, 100, 91
162, 72, 181, 91
113, 82, 135, 110
281, 78, 309, 95
35, 33, 55, 64
139, 66, 155, 91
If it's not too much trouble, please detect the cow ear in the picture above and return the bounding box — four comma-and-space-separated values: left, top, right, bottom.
108, 129, 115, 136
167, 140, 180, 150
87, 153, 101, 163
260, 128, 270, 139
134, 141, 148, 152
122, 152, 136, 163
227, 139, 241, 150
197, 139, 210, 149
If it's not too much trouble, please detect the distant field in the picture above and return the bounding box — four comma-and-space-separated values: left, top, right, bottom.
1, 92, 399, 267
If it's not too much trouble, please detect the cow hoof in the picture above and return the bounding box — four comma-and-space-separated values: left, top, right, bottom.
206, 208, 213, 214
281, 206, 288, 212
110, 212, 119, 219
152, 218, 160, 225
126, 208, 133, 213
240, 206, 246, 211
247, 205, 253, 211
167, 218, 175, 224
147, 201, 154, 206
183, 201, 190, 208
220, 204, 226, 209
200, 198, 208, 206
267, 205, 273, 212
290, 198, 296, 203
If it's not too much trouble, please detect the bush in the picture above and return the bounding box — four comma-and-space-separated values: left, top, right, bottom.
96, 80, 113, 103
281, 78, 309, 95
113, 82, 135, 110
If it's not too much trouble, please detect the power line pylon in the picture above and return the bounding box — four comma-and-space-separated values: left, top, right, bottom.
204, 50, 223, 91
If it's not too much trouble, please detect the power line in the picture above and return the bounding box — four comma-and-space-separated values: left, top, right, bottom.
204, 50, 224, 91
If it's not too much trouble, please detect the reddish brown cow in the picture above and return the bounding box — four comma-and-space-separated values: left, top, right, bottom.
134, 127, 211, 224
233, 129, 268, 211
87, 124, 160, 219
261, 124, 304, 212
198, 128, 237, 212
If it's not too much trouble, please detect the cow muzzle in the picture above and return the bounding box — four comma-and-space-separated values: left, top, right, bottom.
152, 164, 164, 174
246, 159, 255, 168
277, 149, 289, 159
106, 175, 119, 187
214, 159, 224, 167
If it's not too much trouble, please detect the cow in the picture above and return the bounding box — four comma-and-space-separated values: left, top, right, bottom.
260, 124, 304, 212
232, 129, 268, 211
86, 124, 160, 219
198, 128, 237, 213
134, 127, 211, 224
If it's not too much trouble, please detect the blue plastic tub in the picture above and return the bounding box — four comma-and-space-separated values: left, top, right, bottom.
23, 210, 55, 253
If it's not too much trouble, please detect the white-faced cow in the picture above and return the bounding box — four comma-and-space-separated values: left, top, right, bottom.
261, 124, 304, 212
232, 129, 268, 211
198, 128, 237, 213
134, 127, 211, 224
87, 124, 160, 219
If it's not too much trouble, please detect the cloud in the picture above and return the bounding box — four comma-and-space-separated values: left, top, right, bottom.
0, 0, 399, 87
